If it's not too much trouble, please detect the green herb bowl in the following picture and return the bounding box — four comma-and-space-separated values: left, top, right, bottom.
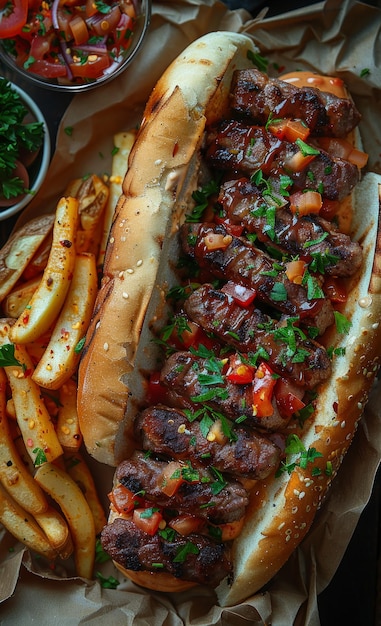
0, 0, 151, 93
0, 79, 51, 222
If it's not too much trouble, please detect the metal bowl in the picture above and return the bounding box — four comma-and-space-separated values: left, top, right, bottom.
0, 79, 51, 221
0, 0, 151, 93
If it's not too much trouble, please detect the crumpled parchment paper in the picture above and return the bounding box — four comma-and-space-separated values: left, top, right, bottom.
1, 1, 381, 624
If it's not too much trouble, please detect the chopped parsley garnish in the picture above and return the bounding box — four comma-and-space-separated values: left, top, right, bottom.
276, 434, 323, 476
0, 79, 45, 201
0, 344, 22, 367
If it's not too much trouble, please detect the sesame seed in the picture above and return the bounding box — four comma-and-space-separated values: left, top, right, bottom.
103, 342, 109, 351
122, 292, 129, 299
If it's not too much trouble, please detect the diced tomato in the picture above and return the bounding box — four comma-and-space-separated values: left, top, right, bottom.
285, 259, 307, 285
252, 362, 277, 418
317, 137, 368, 168
0, 0, 28, 37
147, 371, 168, 405
24, 58, 67, 78
221, 281, 256, 307
323, 276, 347, 303
274, 378, 306, 419
226, 354, 254, 384
269, 118, 310, 143
85, 0, 98, 17
214, 215, 244, 237
70, 51, 110, 79
216, 517, 245, 541
158, 460, 185, 497
133, 507, 163, 536
285, 150, 317, 173
289, 190, 322, 216
169, 515, 205, 536
347, 147, 368, 169
69, 14, 88, 46
113, 13, 134, 50
170, 320, 216, 352
108, 484, 144, 515
90, 4, 121, 36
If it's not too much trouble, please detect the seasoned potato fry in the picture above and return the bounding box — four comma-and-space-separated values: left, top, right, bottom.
32, 252, 98, 389
65, 175, 109, 257
9, 197, 79, 344
34, 505, 74, 559
0, 215, 55, 303
65, 174, 109, 232
0, 320, 63, 465
22, 231, 53, 281
64, 451, 107, 535
56, 378, 83, 452
0, 482, 56, 559
34, 462, 96, 579
2, 275, 41, 319
0, 368, 48, 516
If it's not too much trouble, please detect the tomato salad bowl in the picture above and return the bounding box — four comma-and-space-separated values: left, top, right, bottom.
0, 0, 151, 91
0, 77, 50, 220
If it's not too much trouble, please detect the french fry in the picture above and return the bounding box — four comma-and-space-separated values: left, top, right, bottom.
64, 451, 107, 535
34, 462, 96, 579
56, 378, 83, 452
0, 482, 57, 560
0, 320, 64, 465
32, 252, 98, 390
0, 368, 49, 516
0, 214, 55, 303
9, 197, 79, 344
22, 230, 53, 281
2, 275, 42, 319
34, 505, 74, 560
98, 129, 136, 266
65, 175, 109, 257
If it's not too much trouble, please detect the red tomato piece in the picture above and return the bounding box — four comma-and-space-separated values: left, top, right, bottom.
158, 460, 184, 497
70, 52, 110, 79
221, 281, 256, 307
289, 190, 322, 216
269, 118, 310, 143
133, 507, 163, 536
108, 484, 143, 515
214, 215, 244, 237
169, 515, 205, 536
0, 0, 28, 37
274, 378, 306, 419
252, 362, 277, 418
225, 354, 254, 384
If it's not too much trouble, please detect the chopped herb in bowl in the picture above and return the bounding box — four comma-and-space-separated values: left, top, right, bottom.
0, 77, 50, 219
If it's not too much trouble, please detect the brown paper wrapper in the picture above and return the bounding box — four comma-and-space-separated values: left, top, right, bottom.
1, 0, 381, 623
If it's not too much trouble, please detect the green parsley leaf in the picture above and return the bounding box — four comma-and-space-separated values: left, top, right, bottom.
0, 344, 22, 367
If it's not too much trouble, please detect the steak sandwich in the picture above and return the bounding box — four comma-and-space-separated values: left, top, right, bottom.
77, 32, 381, 605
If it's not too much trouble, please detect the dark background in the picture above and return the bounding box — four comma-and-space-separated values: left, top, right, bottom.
1, 2, 381, 624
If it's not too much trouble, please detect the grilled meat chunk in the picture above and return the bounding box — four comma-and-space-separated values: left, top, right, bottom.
135, 404, 283, 479
101, 517, 232, 587
116, 451, 249, 525
217, 177, 363, 277
160, 350, 294, 431
184, 284, 331, 390
181, 222, 334, 335
205, 121, 359, 201
230, 69, 361, 137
